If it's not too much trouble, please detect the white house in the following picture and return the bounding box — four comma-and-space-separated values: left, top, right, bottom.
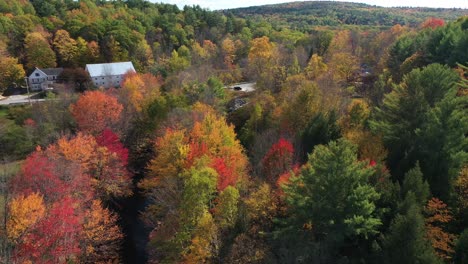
28, 68, 63, 91
85, 62, 136, 88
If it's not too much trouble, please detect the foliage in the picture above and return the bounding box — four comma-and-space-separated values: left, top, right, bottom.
371, 64, 466, 200
261, 138, 294, 183
424, 198, 456, 260
281, 139, 381, 261
6, 192, 45, 242
0, 56, 25, 92
70, 90, 123, 135
81, 200, 123, 263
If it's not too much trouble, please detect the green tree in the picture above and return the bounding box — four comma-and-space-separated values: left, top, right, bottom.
384, 202, 441, 264
455, 229, 468, 264
371, 64, 466, 200
24, 32, 56, 70
282, 139, 381, 255
214, 186, 239, 229
383, 164, 438, 264
401, 164, 430, 207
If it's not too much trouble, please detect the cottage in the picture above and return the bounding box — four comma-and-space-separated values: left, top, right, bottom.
28, 67, 63, 91
85, 62, 136, 88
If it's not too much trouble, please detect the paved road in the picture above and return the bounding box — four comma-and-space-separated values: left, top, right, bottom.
0, 95, 45, 106
226, 82, 256, 92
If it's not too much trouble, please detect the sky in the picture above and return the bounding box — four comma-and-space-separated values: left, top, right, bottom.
151, 0, 468, 10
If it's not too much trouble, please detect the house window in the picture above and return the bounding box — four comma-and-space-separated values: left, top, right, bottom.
95, 78, 98, 80
102, 77, 104, 80
35, 73, 39, 77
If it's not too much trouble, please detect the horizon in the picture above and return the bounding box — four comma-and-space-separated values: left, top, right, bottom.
151, 0, 468, 11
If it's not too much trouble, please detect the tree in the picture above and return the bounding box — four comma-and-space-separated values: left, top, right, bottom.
424, 198, 456, 261
120, 72, 161, 113
11, 150, 70, 203
384, 203, 441, 264
184, 211, 219, 263
455, 229, 468, 264
248, 36, 274, 79
329, 52, 359, 83
261, 138, 294, 183
300, 110, 341, 159
0, 57, 25, 92
383, 165, 439, 264
53, 29, 78, 67
421, 18, 445, 29
304, 54, 328, 80
283, 139, 381, 250
6, 192, 45, 242
13, 197, 82, 264
70, 90, 123, 135
24, 32, 56, 70
81, 200, 124, 263
401, 164, 430, 207
455, 166, 468, 227
214, 186, 239, 229
371, 64, 465, 200
49, 132, 132, 201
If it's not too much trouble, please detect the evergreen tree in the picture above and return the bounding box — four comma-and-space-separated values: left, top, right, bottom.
455, 229, 468, 264
371, 63, 466, 200
383, 165, 439, 264
280, 139, 381, 261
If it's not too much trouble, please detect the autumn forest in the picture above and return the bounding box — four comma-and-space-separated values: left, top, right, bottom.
0, 0, 467, 263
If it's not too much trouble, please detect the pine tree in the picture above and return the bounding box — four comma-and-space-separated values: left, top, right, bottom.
371, 63, 466, 200
281, 139, 381, 261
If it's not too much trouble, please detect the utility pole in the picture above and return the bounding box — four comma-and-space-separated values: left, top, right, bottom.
24, 77, 32, 106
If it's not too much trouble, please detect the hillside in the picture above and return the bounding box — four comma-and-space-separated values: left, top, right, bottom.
225, 1, 468, 30
0, 1, 466, 263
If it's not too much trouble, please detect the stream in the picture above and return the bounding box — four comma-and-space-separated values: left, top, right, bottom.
118, 180, 150, 263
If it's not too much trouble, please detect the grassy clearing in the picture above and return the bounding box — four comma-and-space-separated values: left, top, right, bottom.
0, 106, 8, 118
0, 161, 22, 223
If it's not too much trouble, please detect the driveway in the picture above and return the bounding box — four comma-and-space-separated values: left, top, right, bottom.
0, 95, 45, 105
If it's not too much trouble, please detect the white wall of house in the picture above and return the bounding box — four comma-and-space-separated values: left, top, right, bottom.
91, 74, 124, 88
28, 68, 61, 91
28, 69, 48, 91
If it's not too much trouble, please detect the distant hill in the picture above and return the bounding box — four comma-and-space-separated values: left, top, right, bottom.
224, 1, 468, 30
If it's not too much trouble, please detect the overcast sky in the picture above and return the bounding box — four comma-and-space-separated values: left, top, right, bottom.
151, 0, 468, 10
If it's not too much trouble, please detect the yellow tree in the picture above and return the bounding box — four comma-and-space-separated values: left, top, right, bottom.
329, 52, 359, 83
0, 57, 25, 93
248, 36, 274, 79
184, 211, 219, 264
81, 200, 124, 263
7, 192, 46, 242
304, 54, 328, 80
120, 72, 161, 113
221, 38, 237, 69
53, 29, 78, 67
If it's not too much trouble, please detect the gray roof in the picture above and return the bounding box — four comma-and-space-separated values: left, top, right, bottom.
85, 62, 136, 77
39, 68, 63, 76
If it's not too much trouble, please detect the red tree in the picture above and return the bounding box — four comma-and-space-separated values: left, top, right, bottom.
11, 151, 67, 203
211, 157, 236, 191
421, 18, 445, 29
13, 197, 82, 264
262, 138, 294, 183
96, 128, 129, 166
